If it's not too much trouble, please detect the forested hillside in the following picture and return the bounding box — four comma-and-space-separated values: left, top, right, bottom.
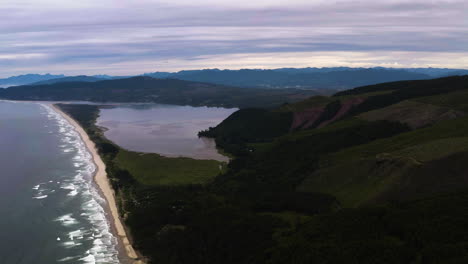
198, 75, 468, 263
60, 75, 468, 263
0, 76, 317, 108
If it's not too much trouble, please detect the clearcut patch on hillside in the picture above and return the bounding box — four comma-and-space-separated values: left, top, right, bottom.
358, 100, 465, 129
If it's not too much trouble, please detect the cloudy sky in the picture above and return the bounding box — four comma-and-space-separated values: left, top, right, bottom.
0, 0, 467, 77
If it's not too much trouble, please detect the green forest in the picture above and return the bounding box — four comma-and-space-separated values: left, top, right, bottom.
58, 75, 468, 264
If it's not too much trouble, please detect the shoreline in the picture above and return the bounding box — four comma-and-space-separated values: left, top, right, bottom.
50, 104, 143, 264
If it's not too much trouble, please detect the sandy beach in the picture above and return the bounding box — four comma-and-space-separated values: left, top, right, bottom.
50, 104, 143, 264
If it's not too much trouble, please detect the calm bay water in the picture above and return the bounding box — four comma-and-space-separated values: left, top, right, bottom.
0, 101, 119, 264
97, 104, 236, 161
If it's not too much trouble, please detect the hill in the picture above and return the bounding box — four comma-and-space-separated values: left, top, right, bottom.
190, 75, 468, 263
0, 73, 64, 87
203, 75, 468, 202
30, 75, 105, 85
0, 76, 318, 108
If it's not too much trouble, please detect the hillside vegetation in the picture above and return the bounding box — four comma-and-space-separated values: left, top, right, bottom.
59, 75, 468, 264
0, 76, 318, 108
197, 75, 468, 263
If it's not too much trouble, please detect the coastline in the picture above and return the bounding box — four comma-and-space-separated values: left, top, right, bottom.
50, 104, 143, 264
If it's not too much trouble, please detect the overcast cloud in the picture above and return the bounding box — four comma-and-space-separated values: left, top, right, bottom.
0, 0, 467, 77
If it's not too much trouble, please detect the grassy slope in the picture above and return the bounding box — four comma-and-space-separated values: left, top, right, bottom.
416, 88, 468, 112
197, 76, 468, 210
358, 100, 465, 129
299, 115, 468, 206
277, 90, 393, 112
115, 149, 222, 186
334, 75, 468, 116
209, 76, 468, 208
278, 95, 333, 112
57, 104, 222, 187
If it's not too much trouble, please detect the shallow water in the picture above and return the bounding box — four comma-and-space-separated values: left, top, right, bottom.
0, 101, 119, 263
97, 104, 236, 161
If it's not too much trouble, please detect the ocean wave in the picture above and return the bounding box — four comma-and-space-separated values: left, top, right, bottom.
68, 190, 79, 196
57, 256, 80, 262
69, 229, 84, 240
62, 241, 83, 249
38, 104, 120, 263
61, 183, 76, 190
55, 214, 79, 226
80, 254, 96, 263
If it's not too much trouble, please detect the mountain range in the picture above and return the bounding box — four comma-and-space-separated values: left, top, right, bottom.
31, 75, 106, 85
0, 74, 65, 87
2, 67, 467, 90
0, 74, 123, 88
144, 67, 468, 90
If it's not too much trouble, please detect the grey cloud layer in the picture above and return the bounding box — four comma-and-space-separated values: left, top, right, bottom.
0, 0, 467, 76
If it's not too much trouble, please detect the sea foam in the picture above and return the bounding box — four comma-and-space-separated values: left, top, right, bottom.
35, 104, 120, 263
55, 214, 79, 226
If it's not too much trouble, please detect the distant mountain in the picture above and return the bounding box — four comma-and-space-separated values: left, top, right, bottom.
272, 67, 364, 74
273, 67, 468, 77
143, 72, 173, 78
0, 74, 130, 88
0, 76, 318, 108
3, 67, 465, 89
0, 74, 65, 87
439, 69, 468, 77
31, 75, 105, 85
91, 75, 116, 79
144, 67, 468, 90
143, 68, 431, 90
91, 75, 132, 80
398, 67, 468, 77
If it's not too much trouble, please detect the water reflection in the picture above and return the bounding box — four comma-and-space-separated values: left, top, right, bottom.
97, 104, 237, 162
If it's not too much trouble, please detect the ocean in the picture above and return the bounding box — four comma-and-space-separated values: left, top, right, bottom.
0, 101, 120, 264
